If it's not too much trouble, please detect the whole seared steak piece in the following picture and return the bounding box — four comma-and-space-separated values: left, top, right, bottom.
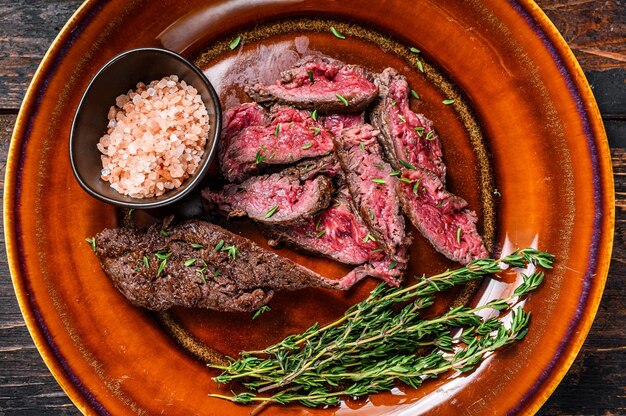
396, 168, 488, 264
370, 68, 446, 181
247, 56, 378, 114
223, 105, 334, 182
219, 103, 270, 183
334, 124, 411, 269
95, 220, 344, 312
202, 169, 333, 226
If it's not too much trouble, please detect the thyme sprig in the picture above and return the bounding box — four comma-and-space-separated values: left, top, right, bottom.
208, 249, 554, 408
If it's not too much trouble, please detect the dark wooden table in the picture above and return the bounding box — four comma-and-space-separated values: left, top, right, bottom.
0, 1, 624, 415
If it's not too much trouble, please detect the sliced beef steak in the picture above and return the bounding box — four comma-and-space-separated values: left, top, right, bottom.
202, 169, 333, 226
262, 187, 381, 266
370, 68, 446, 181
334, 124, 411, 268
396, 168, 488, 264
95, 220, 344, 312
230, 106, 333, 165
247, 56, 378, 114
219, 103, 269, 183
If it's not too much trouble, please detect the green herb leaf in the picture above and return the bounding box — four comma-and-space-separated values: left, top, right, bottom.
184, 258, 196, 267
229, 35, 242, 50
416, 60, 424, 72
359, 142, 366, 152
398, 114, 406, 122
142, 256, 150, 269
388, 260, 398, 270
160, 229, 169, 237
85, 237, 97, 252
391, 100, 397, 106
410, 46, 420, 53
374, 164, 386, 170
456, 227, 462, 244
221, 245, 240, 260
413, 179, 421, 194
414, 126, 425, 136
372, 178, 387, 184
309, 126, 321, 136
214, 268, 221, 277
390, 170, 401, 176
399, 159, 416, 170
275, 124, 280, 136
335, 93, 349, 106
191, 243, 204, 249
252, 305, 271, 320
255, 149, 266, 164
311, 109, 318, 121
307, 70, 315, 84
442, 99, 455, 105
302, 142, 313, 150
316, 229, 326, 238
330, 26, 345, 39
265, 205, 279, 218
363, 232, 377, 243
398, 177, 414, 184
213, 240, 225, 252
425, 131, 435, 141
411, 89, 420, 100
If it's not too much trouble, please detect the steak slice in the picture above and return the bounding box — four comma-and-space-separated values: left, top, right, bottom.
396, 168, 488, 264
370, 68, 446, 181
219, 103, 269, 183
222, 105, 334, 182
202, 170, 333, 226
247, 56, 378, 114
334, 124, 411, 268
262, 187, 381, 266
95, 220, 344, 312
263, 186, 404, 286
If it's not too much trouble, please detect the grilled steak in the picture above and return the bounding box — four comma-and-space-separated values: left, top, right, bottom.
247, 56, 378, 114
230, 105, 333, 164
262, 187, 381, 266
279, 153, 342, 181
396, 168, 488, 264
95, 220, 344, 312
219, 103, 269, 183
263, 186, 404, 286
202, 169, 333, 226
370, 68, 446, 180
334, 124, 411, 268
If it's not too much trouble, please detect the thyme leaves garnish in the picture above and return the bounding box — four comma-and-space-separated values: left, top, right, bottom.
229, 36, 242, 50
209, 249, 555, 408
372, 178, 387, 184
85, 237, 97, 252
265, 205, 279, 218
335, 93, 349, 106
253, 305, 271, 320
330, 26, 345, 39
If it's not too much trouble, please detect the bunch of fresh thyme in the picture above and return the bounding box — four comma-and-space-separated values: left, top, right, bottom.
208, 248, 554, 409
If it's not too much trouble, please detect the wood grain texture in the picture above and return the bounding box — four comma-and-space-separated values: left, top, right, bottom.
0, 1, 624, 415
537, 0, 626, 71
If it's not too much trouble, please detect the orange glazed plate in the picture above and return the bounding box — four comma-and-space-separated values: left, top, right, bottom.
4, 1, 613, 415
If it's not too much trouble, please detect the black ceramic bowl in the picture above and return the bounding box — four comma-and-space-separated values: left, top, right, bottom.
69, 47, 221, 209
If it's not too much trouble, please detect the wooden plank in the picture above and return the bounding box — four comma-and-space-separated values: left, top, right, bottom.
586, 69, 626, 117
0, 0, 83, 109
537, 0, 626, 71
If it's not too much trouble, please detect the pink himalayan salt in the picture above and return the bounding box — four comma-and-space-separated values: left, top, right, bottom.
97, 75, 209, 198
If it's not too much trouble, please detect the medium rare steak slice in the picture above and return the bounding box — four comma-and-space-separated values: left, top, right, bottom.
247, 56, 378, 114
370, 68, 446, 181
334, 124, 411, 267
396, 168, 488, 264
219, 103, 269, 183
94, 220, 344, 312
262, 187, 382, 266
202, 170, 333, 226
224, 105, 334, 182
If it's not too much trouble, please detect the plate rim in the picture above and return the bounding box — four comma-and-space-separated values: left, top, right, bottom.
3, 0, 615, 414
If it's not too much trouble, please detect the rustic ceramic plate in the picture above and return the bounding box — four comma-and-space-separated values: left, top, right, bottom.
4, 1, 614, 415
